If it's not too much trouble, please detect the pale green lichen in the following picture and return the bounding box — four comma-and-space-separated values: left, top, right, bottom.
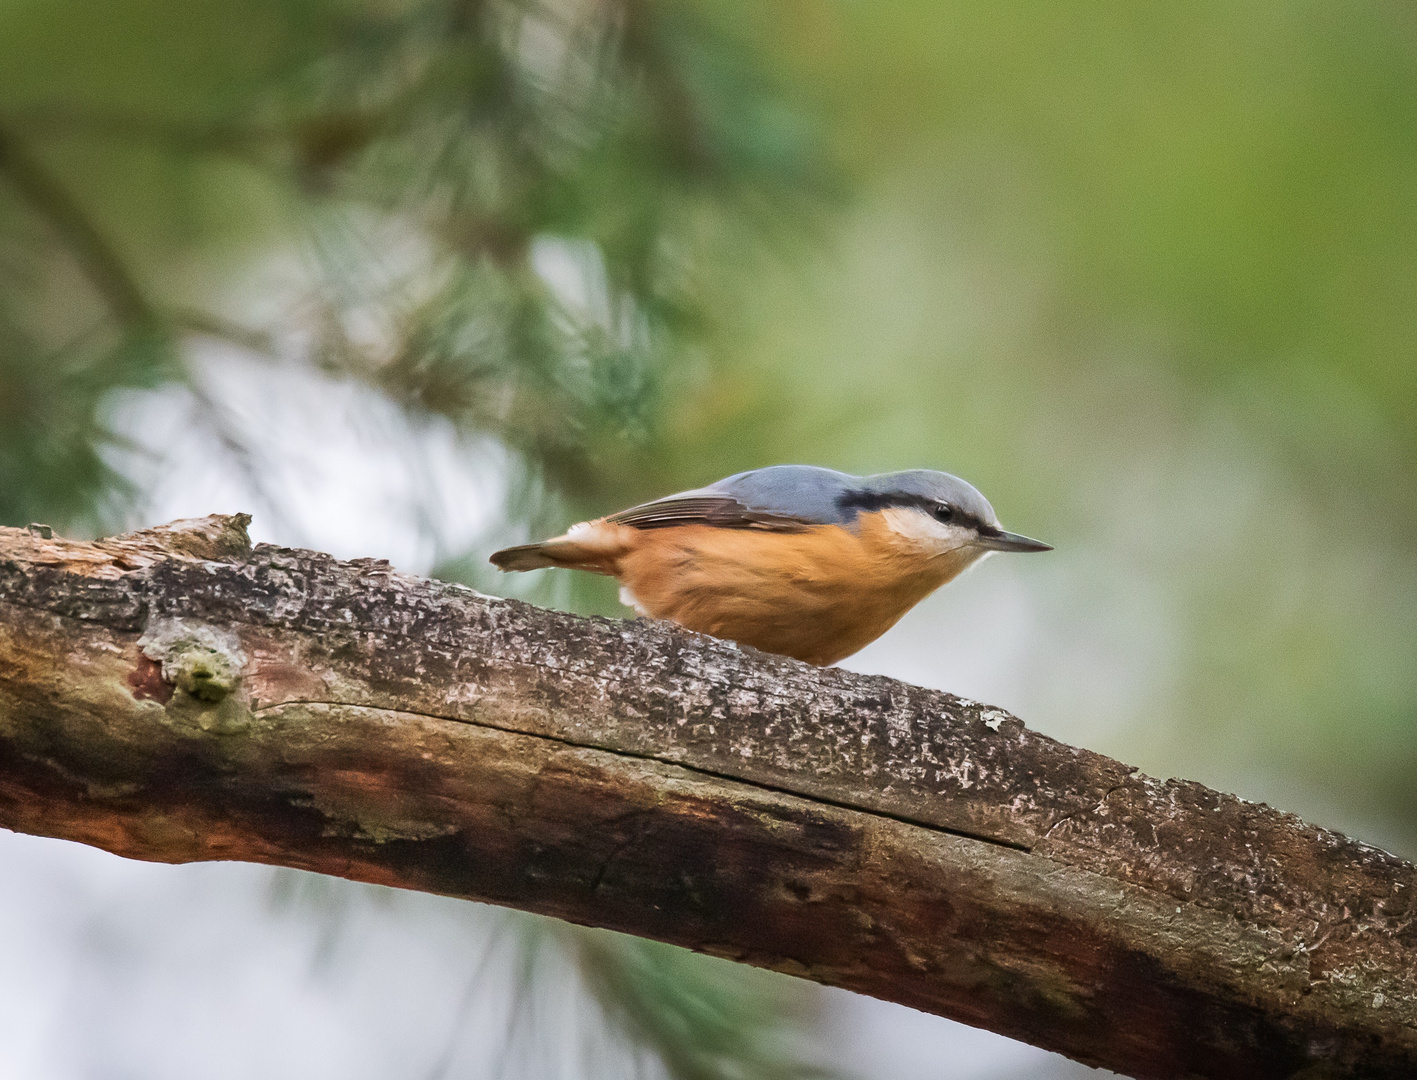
168, 642, 238, 702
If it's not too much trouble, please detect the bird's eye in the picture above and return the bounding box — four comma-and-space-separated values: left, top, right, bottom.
932, 503, 955, 524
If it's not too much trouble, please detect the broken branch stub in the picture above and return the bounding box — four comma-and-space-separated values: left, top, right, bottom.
0, 515, 1413, 1080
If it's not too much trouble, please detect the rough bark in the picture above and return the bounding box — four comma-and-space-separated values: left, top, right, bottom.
0, 515, 1413, 1080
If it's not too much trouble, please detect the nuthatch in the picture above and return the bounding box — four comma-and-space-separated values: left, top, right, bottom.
490, 465, 1050, 666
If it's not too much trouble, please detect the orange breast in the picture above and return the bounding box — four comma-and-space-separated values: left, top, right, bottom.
611, 513, 974, 665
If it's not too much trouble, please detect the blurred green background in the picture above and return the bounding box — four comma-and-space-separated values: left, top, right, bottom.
2, 1, 1414, 1077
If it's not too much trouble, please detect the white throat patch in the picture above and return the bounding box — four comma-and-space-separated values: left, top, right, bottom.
879, 506, 979, 555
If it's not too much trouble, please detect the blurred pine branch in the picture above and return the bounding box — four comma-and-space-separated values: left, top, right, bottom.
570, 927, 835, 1080
0, 1, 839, 1075
0, 0, 831, 536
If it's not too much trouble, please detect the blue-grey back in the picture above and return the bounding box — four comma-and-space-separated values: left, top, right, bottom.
710, 465, 860, 525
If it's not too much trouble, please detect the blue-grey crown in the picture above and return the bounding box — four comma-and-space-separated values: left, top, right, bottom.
710, 465, 998, 529
840, 469, 998, 529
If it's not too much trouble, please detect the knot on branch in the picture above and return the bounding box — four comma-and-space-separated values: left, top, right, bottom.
138, 617, 246, 705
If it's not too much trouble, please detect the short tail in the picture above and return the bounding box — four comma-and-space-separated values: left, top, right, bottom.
489, 541, 574, 571
489, 522, 631, 574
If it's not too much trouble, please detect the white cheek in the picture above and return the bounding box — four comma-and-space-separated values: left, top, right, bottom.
880, 508, 976, 553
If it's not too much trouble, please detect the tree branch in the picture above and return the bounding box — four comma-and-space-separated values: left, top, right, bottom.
0, 516, 1413, 1080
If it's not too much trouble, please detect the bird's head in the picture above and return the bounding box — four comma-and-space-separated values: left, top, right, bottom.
840, 469, 1051, 561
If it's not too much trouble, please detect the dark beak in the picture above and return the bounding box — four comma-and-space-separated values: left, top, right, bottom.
975, 526, 1052, 553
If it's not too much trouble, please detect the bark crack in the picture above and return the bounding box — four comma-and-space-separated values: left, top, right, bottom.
252, 699, 1036, 855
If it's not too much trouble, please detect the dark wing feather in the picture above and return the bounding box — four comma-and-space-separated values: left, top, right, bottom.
605, 494, 811, 532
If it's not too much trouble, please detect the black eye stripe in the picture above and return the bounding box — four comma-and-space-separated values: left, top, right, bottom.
836, 490, 985, 531
835, 490, 905, 514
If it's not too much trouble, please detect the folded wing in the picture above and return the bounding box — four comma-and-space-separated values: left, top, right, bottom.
491, 466, 858, 572
606, 493, 810, 532
607, 466, 861, 532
